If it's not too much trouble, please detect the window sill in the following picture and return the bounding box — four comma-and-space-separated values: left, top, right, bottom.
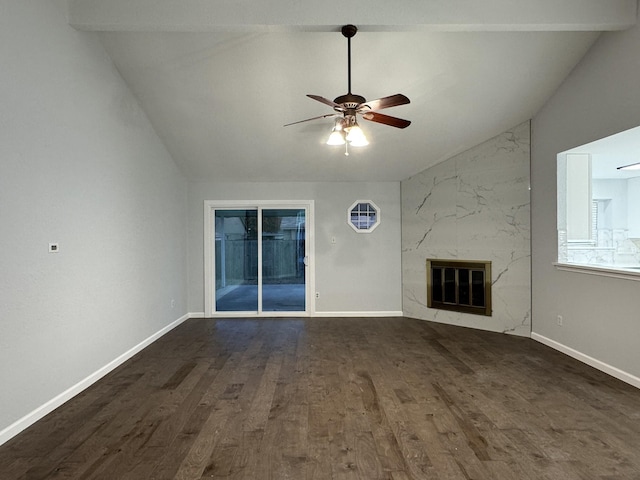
554, 262, 640, 281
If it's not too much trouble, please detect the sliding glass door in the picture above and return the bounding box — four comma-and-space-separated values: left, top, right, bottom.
209, 203, 309, 315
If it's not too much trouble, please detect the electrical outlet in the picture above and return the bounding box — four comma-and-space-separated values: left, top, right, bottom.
557, 315, 563, 326
171, 299, 176, 309
315, 292, 320, 299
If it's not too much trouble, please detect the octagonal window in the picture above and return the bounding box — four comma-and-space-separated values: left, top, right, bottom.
348, 200, 380, 233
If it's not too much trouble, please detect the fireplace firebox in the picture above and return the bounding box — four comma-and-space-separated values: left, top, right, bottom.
426, 259, 492, 316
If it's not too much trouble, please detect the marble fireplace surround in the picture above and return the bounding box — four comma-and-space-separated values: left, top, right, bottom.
401, 121, 531, 336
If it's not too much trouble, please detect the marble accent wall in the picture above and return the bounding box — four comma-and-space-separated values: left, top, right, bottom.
401, 122, 531, 336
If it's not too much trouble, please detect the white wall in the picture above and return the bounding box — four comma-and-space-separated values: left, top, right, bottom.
402, 122, 531, 336
593, 179, 628, 230
188, 182, 402, 316
532, 19, 640, 384
0, 1, 188, 441
628, 177, 640, 238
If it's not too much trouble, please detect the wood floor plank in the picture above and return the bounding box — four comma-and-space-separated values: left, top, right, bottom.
148, 403, 215, 479
1, 317, 640, 480
171, 401, 235, 480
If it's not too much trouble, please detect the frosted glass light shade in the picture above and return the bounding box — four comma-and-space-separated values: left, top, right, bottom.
327, 130, 346, 145
345, 125, 368, 146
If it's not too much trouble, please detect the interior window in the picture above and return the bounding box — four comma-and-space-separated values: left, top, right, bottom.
557, 126, 640, 272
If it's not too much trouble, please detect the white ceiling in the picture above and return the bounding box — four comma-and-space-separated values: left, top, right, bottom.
68, 0, 637, 182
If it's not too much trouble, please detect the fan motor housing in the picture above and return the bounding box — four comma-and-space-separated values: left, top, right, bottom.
334, 93, 366, 108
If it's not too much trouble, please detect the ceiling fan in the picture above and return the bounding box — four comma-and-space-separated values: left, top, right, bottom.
285, 24, 411, 150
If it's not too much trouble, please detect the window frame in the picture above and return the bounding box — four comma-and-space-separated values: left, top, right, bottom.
347, 200, 381, 233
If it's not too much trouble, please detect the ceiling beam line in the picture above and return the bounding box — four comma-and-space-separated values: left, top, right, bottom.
68, 0, 637, 32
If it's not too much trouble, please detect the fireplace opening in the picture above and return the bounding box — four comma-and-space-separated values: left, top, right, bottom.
427, 259, 492, 316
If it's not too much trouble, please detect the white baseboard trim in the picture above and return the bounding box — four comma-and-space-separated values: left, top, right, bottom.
531, 332, 640, 390
314, 311, 404, 318
0, 313, 191, 447
188, 311, 404, 319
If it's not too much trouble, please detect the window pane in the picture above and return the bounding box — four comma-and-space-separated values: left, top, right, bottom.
215, 209, 258, 311
262, 209, 306, 311
350, 212, 365, 229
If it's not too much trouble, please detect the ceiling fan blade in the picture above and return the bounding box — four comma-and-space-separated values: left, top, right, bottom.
307, 94, 341, 109
360, 94, 410, 111
362, 111, 411, 129
284, 113, 338, 127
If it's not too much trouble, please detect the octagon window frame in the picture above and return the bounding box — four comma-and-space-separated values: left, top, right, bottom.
347, 200, 380, 233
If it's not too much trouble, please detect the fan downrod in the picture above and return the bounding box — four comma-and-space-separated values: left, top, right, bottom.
340, 24, 359, 98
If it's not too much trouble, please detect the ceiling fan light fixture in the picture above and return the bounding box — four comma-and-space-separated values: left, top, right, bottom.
345, 123, 368, 146
326, 118, 346, 145
326, 129, 346, 146
349, 137, 369, 147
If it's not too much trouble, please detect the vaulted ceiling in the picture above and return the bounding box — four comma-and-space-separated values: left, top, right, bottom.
67, 0, 637, 182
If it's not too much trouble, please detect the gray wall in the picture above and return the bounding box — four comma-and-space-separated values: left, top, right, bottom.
0, 2, 188, 438
402, 122, 531, 336
188, 182, 402, 315
532, 20, 640, 383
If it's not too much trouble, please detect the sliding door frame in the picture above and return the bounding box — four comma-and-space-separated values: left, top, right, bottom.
204, 200, 315, 317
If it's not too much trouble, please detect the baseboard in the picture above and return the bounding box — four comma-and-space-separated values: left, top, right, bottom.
187, 311, 403, 319
314, 311, 404, 318
0, 313, 190, 447
531, 332, 640, 390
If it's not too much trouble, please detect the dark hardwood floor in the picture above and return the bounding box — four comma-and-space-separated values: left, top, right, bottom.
1, 317, 640, 479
